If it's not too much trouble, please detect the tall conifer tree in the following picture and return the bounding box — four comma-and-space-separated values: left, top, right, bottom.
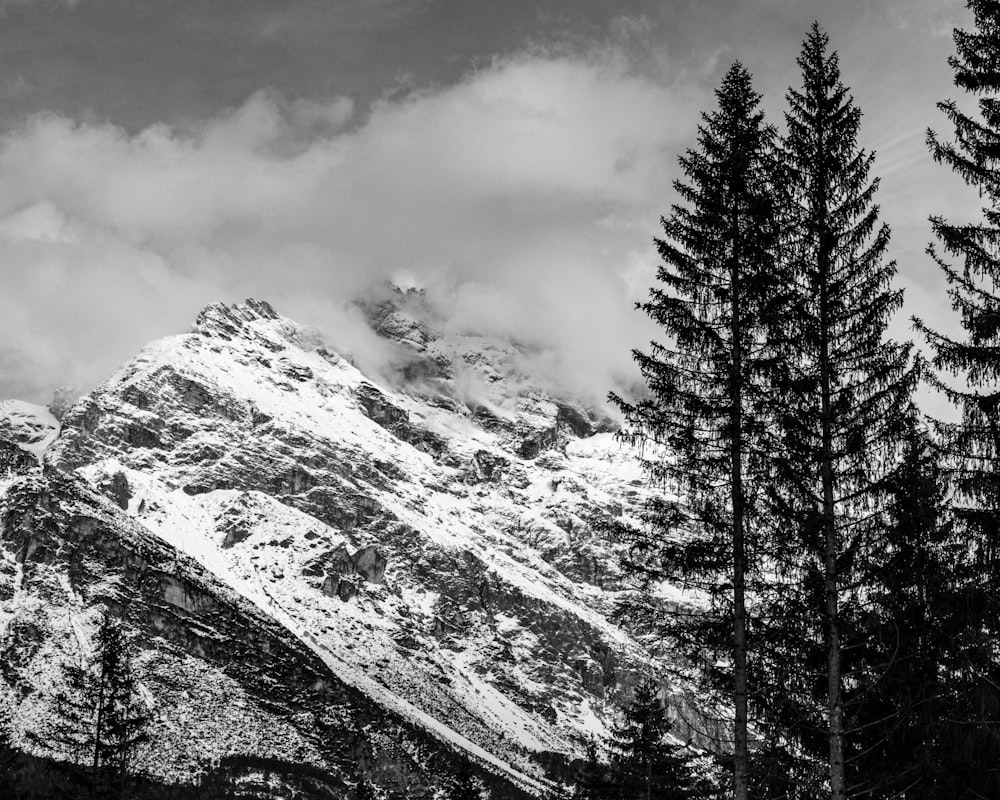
33, 611, 150, 798
611, 62, 779, 800
844, 414, 946, 797
913, 0, 1000, 788
572, 738, 614, 800
607, 680, 701, 800
764, 24, 915, 799
918, 0, 1000, 530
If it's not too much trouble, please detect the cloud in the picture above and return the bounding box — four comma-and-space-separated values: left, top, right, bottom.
0, 0, 84, 8
0, 49, 701, 407
879, 0, 967, 39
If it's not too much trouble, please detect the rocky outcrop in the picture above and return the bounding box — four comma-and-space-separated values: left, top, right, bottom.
0, 439, 35, 475
355, 383, 448, 459
98, 470, 132, 510
518, 425, 559, 460
314, 543, 388, 601
354, 545, 387, 583
466, 450, 509, 483
47, 386, 80, 422
356, 384, 408, 429
555, 402, 618, 439
358, 287, 439, 352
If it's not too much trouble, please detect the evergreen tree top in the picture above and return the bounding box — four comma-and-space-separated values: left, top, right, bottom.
919, 0, 1000, 426
928, 2, 1000, 193
951, 1, 1000, 95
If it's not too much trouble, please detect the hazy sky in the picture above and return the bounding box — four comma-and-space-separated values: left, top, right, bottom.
0, 0, 978, 417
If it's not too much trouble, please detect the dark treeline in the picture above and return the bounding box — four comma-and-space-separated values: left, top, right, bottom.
613, 3, 1000, 799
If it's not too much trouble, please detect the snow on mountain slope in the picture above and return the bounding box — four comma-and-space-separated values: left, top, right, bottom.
0, 454, 360, 783
27, 297, 681, 785
0, 400, 59, 462
0, 445, 543, 796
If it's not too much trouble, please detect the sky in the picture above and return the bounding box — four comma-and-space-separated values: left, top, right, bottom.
0, 0, 979, 418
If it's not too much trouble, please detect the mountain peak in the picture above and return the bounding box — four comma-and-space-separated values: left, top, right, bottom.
3, 296, 664, 794
192, 298, 283, 339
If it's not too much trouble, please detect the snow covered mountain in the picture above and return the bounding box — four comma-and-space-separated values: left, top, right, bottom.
0, 400, 59, 462
0, 296, 694, 795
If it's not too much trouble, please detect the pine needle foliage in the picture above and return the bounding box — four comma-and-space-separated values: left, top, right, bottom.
609, 62, 780, 800
607, 680, 703, 800
845, 415, 1000, 798
572, 739, 614, 800
759, 23, 915, 800
912, 1, 1000, 791
918, 0, 1000, 528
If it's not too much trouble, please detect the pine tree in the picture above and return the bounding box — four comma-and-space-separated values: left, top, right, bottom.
610, 62, 780, 800
917, 0, 1000, 569
843, 414, 946, 797
911, 1, 1000, 791
572, 738, 614, 800
762, 23, 915, 799
35, 610, 151, 798
446, 758, 484, 800
607, 680, 701, 800
838, 413, 1000, 798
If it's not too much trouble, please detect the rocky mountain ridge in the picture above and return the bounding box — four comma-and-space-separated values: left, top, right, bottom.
0, 297, 691, 794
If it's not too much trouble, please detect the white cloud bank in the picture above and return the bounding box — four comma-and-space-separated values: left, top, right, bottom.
0, 49, 702, 405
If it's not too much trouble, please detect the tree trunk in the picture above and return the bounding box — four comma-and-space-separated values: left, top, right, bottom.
819, 234, 846, 800
822, 451, 846, 799
731, 246, 750, 800
93, 660, 107, 772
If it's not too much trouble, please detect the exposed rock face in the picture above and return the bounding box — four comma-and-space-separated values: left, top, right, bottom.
353, 545, 387, 583
356, 384, 409, 429
1, 297, 687, 793
47, 386, 80, 422
359, 287, 439, 352
101, 470, 132, 509
466, 450, 510, 484
316, 543, 387, 601
518, 425, 559, 460
556, 402, 618, 439
0, 438, 35, 475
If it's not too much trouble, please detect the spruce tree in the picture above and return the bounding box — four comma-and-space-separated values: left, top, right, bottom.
913, 2, 1000, 788
917, 0, 1000, 551
36, 610, 151, 798
572, 738, 614, 800
763, 23, 915, 800
845, 414, 944, 797
610, 62, 779, 800
607, 680, 701, 800
842, 413, 1000, 798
